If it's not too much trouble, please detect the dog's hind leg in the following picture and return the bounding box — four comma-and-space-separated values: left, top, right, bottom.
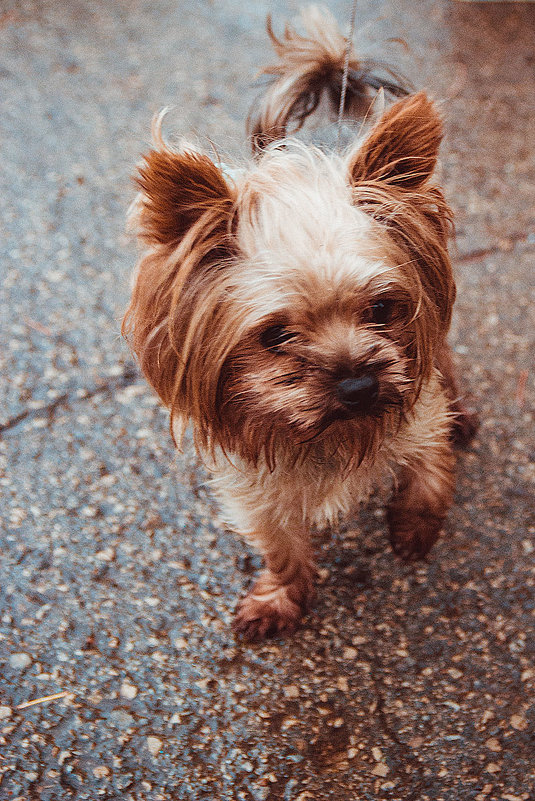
435, 343, 479, 447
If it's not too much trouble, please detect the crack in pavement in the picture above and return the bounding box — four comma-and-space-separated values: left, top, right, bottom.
370, 673, 431, 799
0, 364, 139, 436
455, 233, 534, 264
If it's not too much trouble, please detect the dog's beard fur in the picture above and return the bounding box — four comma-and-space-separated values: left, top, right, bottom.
123, 7, 477, 640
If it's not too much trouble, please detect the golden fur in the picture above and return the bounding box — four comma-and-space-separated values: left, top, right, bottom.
123, 7, 477, 640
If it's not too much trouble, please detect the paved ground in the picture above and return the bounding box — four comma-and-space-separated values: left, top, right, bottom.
0, 1, 534, 799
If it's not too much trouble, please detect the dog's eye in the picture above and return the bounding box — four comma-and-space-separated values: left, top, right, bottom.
371, 299, 394, 325
260, 325, 296, 352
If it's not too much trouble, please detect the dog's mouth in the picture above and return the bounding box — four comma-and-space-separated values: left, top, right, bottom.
301, 367, 414, 444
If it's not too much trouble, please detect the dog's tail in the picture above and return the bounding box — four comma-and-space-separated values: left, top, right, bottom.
248, 5, 410, 153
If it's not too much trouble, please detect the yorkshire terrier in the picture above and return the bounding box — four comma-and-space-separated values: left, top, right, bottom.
123, 7, 477, 640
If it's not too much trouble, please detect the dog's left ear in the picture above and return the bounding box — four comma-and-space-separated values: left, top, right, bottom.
348, 92, 442, 188
348, 92, 455, 352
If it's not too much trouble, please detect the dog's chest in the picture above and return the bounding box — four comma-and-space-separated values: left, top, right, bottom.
210, 440, 392, 533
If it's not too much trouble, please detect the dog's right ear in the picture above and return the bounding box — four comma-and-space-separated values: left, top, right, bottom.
135, 143, 235, 247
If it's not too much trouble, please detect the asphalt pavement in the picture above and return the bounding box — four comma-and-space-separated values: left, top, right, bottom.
0, 1, 534, 799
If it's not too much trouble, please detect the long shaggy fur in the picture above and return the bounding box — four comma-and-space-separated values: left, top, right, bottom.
123, 6, 477, 641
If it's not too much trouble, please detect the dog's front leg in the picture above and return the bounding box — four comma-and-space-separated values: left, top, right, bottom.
387, 439, 456, 561
233, 525, 315, 641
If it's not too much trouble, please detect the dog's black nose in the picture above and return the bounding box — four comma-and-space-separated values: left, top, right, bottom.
336, 375, 379, 412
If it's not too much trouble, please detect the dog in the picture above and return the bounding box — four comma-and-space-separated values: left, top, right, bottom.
123, 6, 477, 640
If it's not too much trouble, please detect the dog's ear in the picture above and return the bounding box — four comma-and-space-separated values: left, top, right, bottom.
348, 93, 455, 352
123, 139, 237, 439
135, 145, 235, 246
348, 92, 442, 189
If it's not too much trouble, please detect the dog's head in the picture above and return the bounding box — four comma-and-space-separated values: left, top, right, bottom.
123, 93, 454, 466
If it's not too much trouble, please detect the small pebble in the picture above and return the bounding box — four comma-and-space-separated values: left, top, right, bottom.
9, 652, 31, 669
371, 762, 389, 777
283, 685, 299, 699
96, 547, 115, 562
147, 736, 163, 756
510, 714, 527, 731
109, 709, 134, 728
120, 682, 138, 700
93, 766, 110, 779
485, 738, 502, 752
447, 668, 463, 680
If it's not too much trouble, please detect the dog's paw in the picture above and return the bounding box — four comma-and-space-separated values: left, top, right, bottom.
451, 404, 479, 448
233, 581, 309, 642
389, 516, 441, 562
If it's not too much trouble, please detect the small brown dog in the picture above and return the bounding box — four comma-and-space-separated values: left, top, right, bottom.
123, 7, 476, 640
